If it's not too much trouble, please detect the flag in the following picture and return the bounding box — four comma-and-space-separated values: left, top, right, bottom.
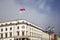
19, 8, 25, 13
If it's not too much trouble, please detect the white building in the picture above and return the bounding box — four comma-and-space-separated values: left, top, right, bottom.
0, 20, 49, 40
42, 31, 50, 40
56, 35, 60, 40
57, 36, 60, 40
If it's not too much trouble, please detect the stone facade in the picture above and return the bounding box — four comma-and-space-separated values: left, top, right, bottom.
0, 20, 43, 40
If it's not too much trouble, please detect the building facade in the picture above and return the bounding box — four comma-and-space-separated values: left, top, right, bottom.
57, 36, 60, 40
0, 20, 43, 40
41, 31, 50, 40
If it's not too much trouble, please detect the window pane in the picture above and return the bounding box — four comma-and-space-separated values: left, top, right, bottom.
5, 28, 7, 31
22, 31, 24, 36
16, 39, 18, 40
1, 33, 3, 38
10, 39, 12, 40
1, 29, 3, 32
10, 27, 12, 30
10, 32, 12, 37
5, 33, 7, 38
17, 31, 19, 36
17, 26, 19, 29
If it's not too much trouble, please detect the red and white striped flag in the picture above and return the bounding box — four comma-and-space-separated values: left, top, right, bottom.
19, 8, 25, 13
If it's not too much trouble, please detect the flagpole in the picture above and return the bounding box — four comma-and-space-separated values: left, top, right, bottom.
19, 8, 26, 21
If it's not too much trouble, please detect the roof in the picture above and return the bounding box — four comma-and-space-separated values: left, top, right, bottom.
0, 20, 43, 31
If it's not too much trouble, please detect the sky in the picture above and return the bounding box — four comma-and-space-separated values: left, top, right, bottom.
0, 0, 60, 35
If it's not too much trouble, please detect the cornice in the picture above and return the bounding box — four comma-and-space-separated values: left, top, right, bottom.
0, 20, 43, 31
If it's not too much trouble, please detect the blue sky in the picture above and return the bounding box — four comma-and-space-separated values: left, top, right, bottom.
0, 0, 60, 35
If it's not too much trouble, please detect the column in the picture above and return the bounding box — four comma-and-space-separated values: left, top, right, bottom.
25, 38, 26, 40
21, 38, 22, 40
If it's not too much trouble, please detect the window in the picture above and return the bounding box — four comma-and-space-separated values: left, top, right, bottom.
1, 33, 3, 38
22, 31, 24, 36
16, 39, 18, 40
22, 26, 25, 29
5, 33, 7, 38
30, 32, 31, 36
17, 31, 19, 36
17, 26, 19, 29
10, 32, 12, 37
5, 28, 7, 31
10, 27, 12, 30
1, 29, 3, 32
10, 39, 12, 40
